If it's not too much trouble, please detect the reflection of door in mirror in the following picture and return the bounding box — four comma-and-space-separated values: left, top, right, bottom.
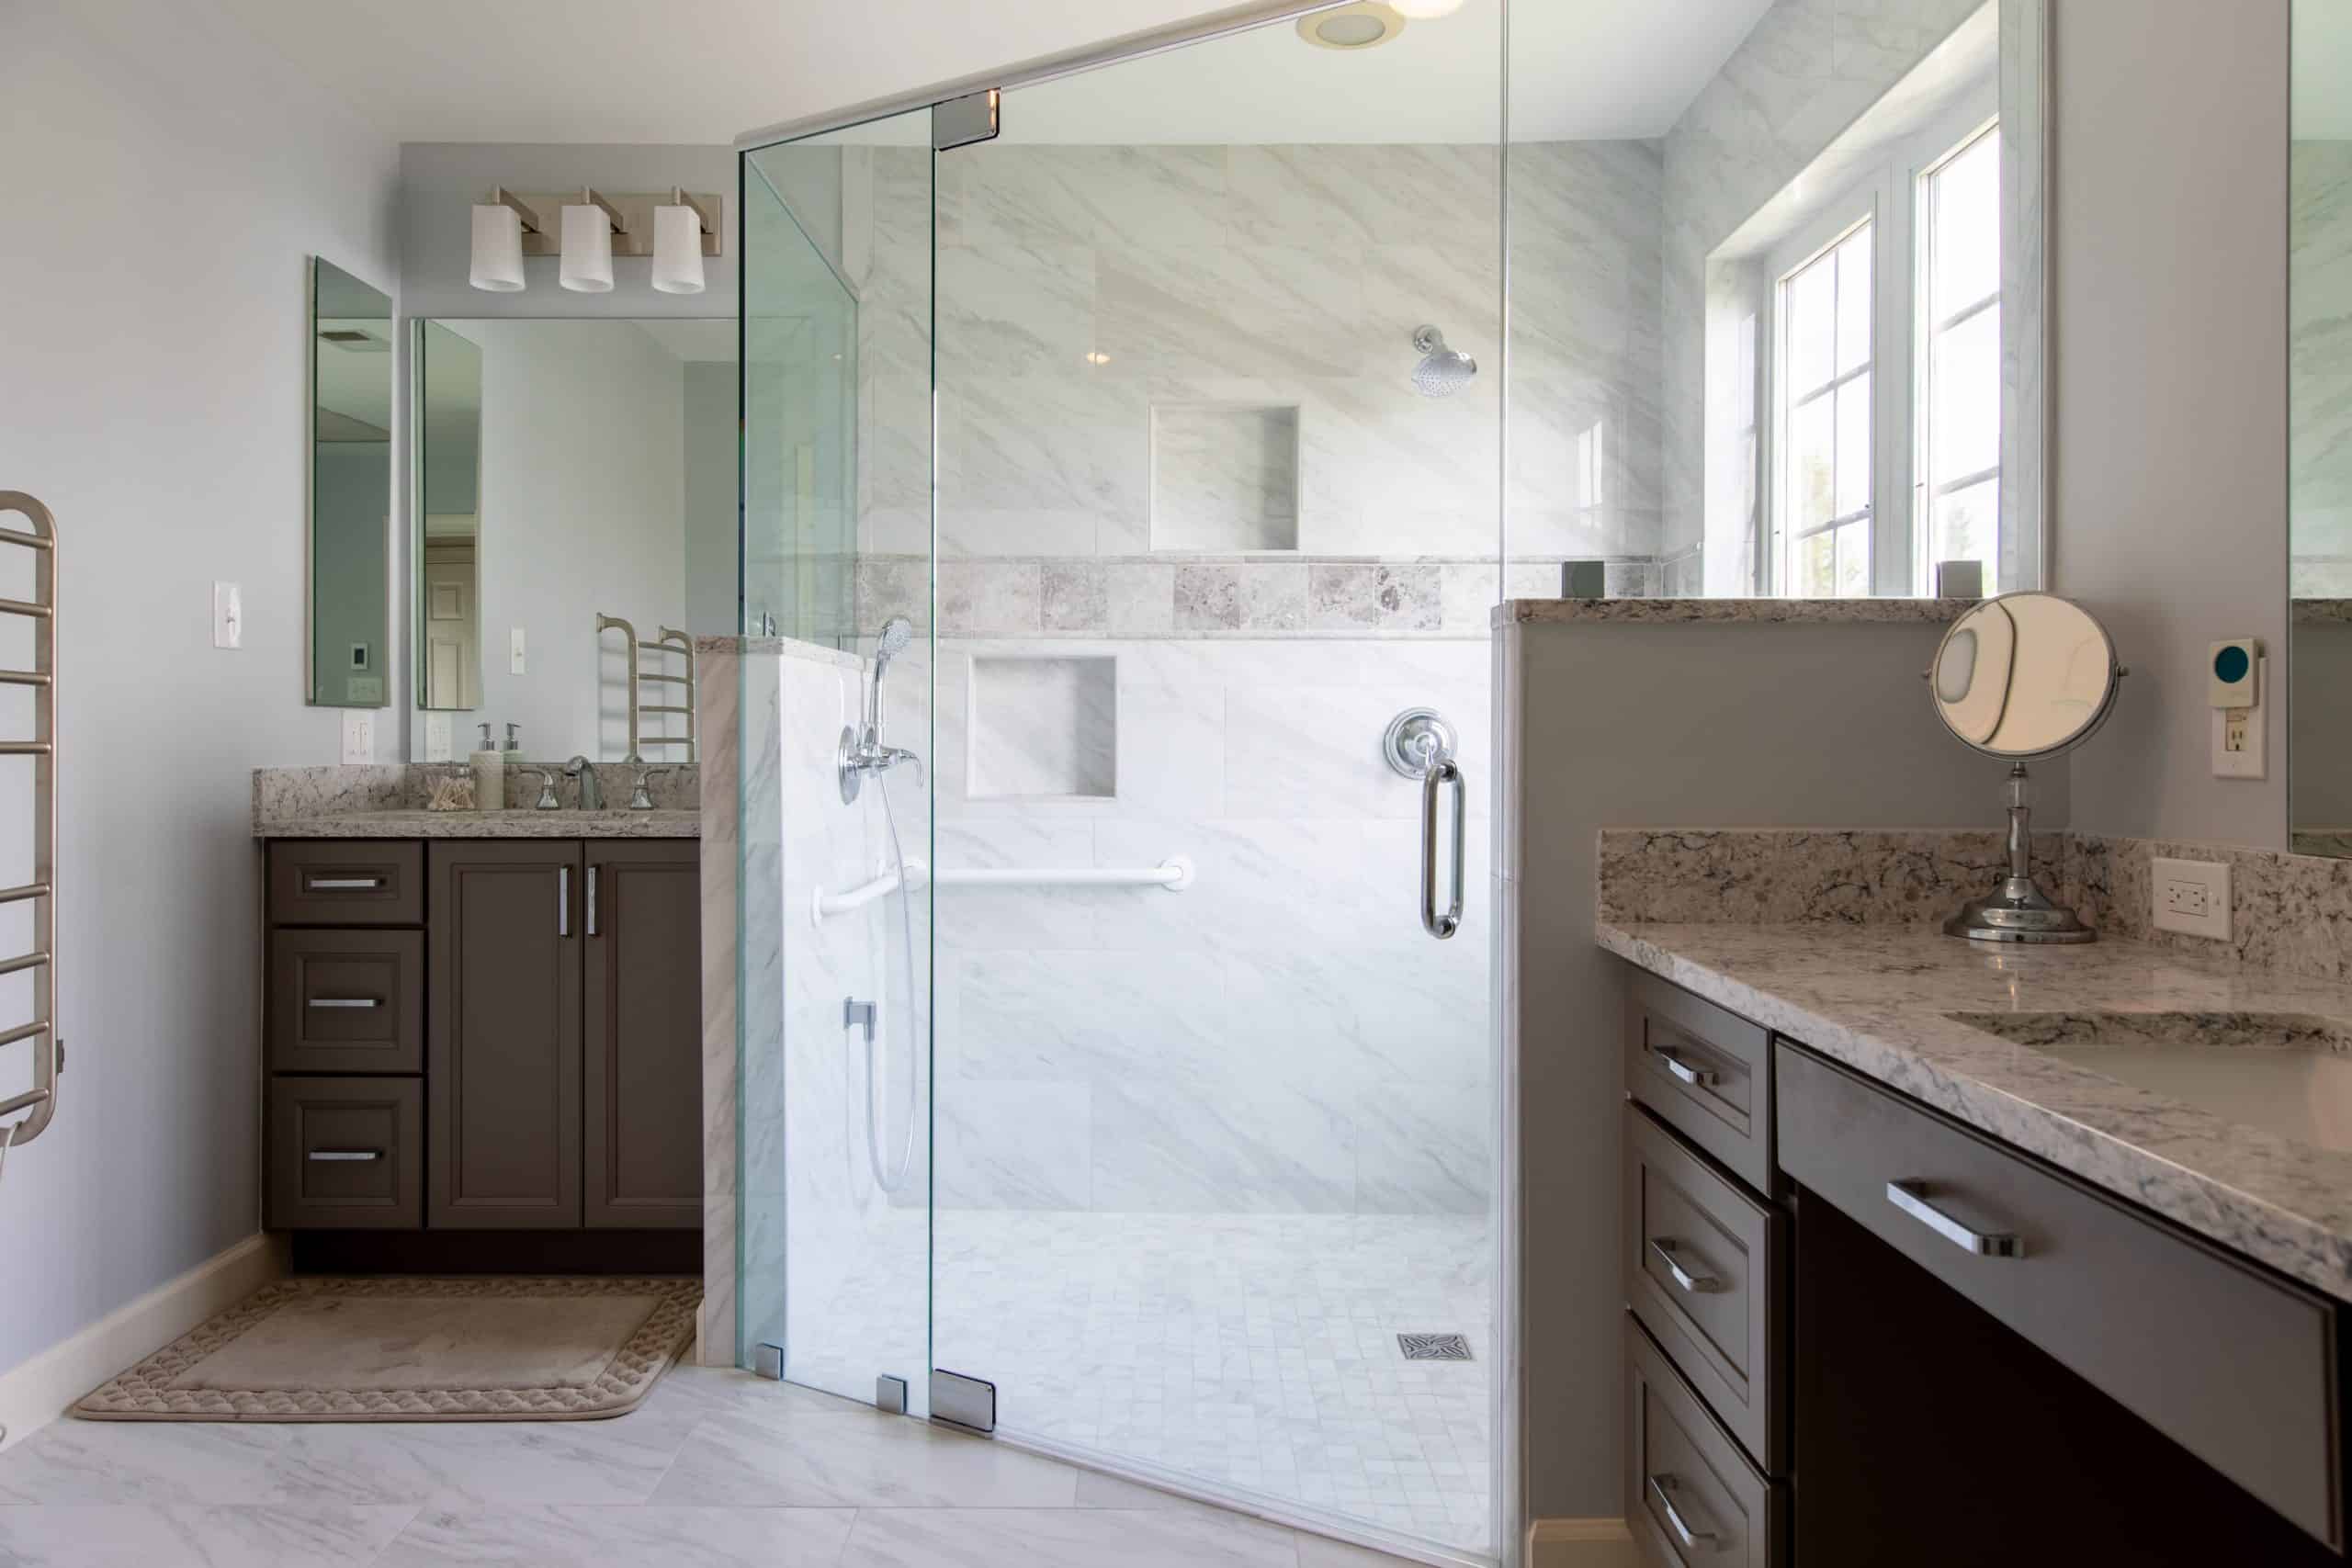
309, 259, 392, 706
417, 321, 483, 711
1684, 0, 2040, 600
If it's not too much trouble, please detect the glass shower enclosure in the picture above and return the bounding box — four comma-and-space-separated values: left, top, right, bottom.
736, 7, 1508, 1562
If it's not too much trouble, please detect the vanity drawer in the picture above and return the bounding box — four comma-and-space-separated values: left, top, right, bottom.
1623, 966, 1773, 1192
1776, 1041, 2344, 1549
266, 1076, 423, 1229
268, 840, 424, 926
268, 929, 424, 1074
1626, 1315, 1781, 1568
1624, 1104, 1784, 1474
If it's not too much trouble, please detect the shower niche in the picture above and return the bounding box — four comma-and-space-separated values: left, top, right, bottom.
966, 653, 1118, 800
1147, 401, 1301, 552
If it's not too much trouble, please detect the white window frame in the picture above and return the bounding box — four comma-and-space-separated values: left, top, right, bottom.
1758, 85, 2001, 598
1911, 116, 2003, 596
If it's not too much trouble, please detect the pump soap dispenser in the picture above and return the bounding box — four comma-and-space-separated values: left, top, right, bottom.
470, 722, 504, 810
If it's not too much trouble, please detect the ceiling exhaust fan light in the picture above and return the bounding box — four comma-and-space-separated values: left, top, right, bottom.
1297, 3, 1406, 50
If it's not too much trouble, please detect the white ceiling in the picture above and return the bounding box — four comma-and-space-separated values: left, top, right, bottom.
192, 0, 1772, 147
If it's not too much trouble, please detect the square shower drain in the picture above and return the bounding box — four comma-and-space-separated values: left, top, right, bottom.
1397, 1332, 1474, 1362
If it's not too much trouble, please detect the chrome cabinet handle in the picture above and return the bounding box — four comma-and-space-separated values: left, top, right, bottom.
307, 998, 380, 1010
586, 865, 598, 937
1419, 757, 1464, 940
1647, 1474, 1715, 1551
1651, 1044, 1719, 1089
307, 1149, 381, 1162
1887, 1179, 2022, 1258
1648, 1237, 1719, 1293
305, 876, 383, 891
558, 865, 571, 938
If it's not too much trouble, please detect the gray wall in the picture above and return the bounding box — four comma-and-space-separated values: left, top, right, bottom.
2050, 0, 2289, 850
1501, 617, 2069, 1518
684, 361, 741, 637
0, 3, 399, 1377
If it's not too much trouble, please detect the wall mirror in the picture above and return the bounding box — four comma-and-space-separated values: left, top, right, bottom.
2293, 3, 2352, 855
1690, 0, 2044, 599
309, 257, 392, 705
411, 318, 736, 762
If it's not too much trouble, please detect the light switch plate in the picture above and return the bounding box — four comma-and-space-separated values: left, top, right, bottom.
2152, 855, 2231, 941
339, 710, 374, 765
424, 712, 453, 762
509, 626, 526, 675
211, 581, 241, 649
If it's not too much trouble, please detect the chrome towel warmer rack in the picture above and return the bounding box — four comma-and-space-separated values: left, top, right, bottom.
595, 614, 698, 765
0, 492, 59, 1159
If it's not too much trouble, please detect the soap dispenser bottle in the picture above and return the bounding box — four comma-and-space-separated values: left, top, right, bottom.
470, 722, 504, 810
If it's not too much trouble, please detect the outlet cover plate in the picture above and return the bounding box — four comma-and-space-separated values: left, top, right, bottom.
339, 711, 374, 766
2152, 855, 2231, 941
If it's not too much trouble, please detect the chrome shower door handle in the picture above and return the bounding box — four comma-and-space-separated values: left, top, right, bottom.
1420, 757, 1464, 940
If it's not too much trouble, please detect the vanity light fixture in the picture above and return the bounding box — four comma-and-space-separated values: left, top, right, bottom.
559, 188, 625, 293
467, 188, 537, 292
651, 188, 718, 295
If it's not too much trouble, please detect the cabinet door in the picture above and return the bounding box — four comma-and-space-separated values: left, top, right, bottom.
583, 840, 703, 1229
429, 840, 582, 1228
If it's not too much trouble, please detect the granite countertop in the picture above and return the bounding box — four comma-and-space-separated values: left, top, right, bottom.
1499, 596, 1971, 626
256, 808, 699, 840
1599, 919, 2352, 1303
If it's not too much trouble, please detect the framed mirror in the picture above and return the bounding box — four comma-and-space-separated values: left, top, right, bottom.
1679, 0, 2046, 599
2293, 2, 2352, 855
411, 319, 735, 761
308, 258, 393, 706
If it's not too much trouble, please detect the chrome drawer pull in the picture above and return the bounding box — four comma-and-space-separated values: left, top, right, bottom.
1652, 1045, 1719, 1089
1648, 1237, 1719, 1293
1887, 1179, 2023, 1258
306, 998, 380, 1010
307, 1149, 381, 1162
305, 876, 384, 891
1647, 1473, 1716, 1551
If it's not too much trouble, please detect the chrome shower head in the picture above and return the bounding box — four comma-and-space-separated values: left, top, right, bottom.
1411, 324, 1477, 399
864, 616, 916, 735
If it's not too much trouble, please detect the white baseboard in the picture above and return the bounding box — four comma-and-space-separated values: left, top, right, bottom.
1528, 1518, 1638, 1568
0, 1231, 287, 1451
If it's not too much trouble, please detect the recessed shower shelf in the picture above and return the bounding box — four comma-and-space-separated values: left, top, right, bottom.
1148, 402, 1301, 553
967, 653, 1117, 800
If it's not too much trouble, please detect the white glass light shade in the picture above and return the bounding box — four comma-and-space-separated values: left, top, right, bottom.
468, 204, 525, 292
1388, 0, 1463, 14
559, 203, 614, 293
650, 205, 706, 295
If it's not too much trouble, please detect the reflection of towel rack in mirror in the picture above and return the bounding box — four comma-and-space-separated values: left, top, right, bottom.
0, 491, 60, 1170
594, 615, 698, 766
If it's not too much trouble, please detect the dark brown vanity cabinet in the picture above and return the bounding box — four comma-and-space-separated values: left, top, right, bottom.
264, 837, 699, 1237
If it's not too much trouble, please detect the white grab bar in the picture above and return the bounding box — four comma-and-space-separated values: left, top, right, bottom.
812, 856, 1193, 925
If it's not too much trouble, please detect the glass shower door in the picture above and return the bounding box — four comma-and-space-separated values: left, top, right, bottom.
923, 6, 1505, 1558
737, 112, 936, 1412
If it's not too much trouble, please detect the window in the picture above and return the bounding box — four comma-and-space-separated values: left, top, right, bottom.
1776, 222, 1874, 597
1917, 124, 2001, 595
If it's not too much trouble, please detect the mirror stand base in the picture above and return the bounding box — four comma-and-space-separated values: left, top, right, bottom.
1946, 876, 2097, 945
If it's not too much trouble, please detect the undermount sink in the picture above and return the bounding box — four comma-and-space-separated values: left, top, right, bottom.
1948, 1010, 2352, 1154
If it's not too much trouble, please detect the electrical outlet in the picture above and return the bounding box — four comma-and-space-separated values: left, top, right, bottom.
424, 712, 453, 762
2211, 654, 2268, 780
2152, 856, 2231, 941
339, 710, 374, 765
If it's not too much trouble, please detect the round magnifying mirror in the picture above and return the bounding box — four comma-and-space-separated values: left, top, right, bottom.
1928, 593, 2125, 944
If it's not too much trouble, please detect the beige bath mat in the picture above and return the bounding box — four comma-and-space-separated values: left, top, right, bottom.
74, 1276, 700, 1421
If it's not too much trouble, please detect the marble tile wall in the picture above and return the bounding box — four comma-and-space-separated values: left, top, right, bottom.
2292, 141, 2352, 596
910, 636, 1495, 1217
842, 141, 1661, 569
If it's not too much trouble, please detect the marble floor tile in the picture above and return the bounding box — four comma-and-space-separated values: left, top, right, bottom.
0, 1503, 413, 1567
376, 1504, 858, 1568
837, 1506, 1299, 1568
650, 1407, 1081, 1508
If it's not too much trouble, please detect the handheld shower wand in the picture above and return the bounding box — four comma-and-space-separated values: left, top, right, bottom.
840, 616, 922, 804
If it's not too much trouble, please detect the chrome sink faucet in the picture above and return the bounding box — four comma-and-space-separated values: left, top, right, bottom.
562, 756, 604, 810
